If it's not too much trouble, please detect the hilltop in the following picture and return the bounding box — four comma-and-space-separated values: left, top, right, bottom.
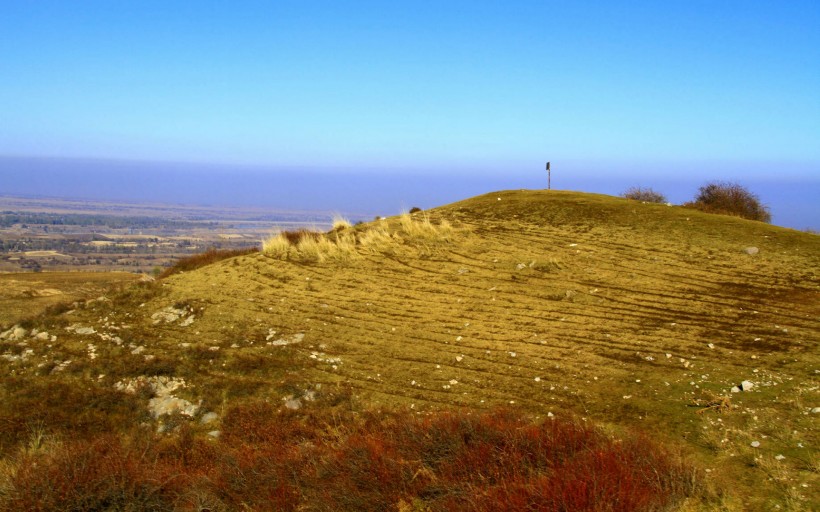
1, 190, 818, 510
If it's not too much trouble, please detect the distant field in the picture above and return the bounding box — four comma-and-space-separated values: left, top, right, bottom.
0, 195, 361, 273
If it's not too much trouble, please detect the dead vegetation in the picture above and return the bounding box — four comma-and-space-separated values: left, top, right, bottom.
1, 190, 818, 510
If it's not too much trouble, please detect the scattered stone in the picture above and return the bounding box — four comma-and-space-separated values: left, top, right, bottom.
731, 386, 741, 393
179, 315, 195, 327
740, 380, 754, 391
138, 274, 155, 282
151, 306, 189, 325
707, 343, 715, 349
115, 376, 199, 418
207, 430, 221, 439
743, 247, 759, 255
131, 346, 146, 355
200, 412, 218, 425
66, 324, 96, 335
515, 263, 527, 270
750, 441, 760, 448
811, 407, 820, 414
150, 396, 200, 418
34, 332, 50, 341
268, 333, 304, 346
775, 454, 785, 461
283, 397, 302, 410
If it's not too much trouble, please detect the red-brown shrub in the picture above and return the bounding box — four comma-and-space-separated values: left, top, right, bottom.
1, 406, 702, 511
159, 247, 259, 278
280, 229, 323, 245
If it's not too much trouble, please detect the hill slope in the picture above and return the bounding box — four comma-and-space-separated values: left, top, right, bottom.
2, 190, 818, 509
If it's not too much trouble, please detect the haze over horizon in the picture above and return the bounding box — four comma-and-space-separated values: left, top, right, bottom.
1, 1, 818, 228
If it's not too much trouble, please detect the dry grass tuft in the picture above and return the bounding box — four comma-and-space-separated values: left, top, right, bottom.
261, 232, 292, 258
358, 225, 396, 254
331, 215, 352, 231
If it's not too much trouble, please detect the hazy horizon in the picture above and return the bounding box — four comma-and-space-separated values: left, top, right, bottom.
1, 2, 817, 229
1, 155, 817, 230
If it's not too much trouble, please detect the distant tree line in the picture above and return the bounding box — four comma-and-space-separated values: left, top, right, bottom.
0, 212, 216, 230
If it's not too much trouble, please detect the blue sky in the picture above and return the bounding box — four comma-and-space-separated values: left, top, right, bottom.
1, 1, 818, 227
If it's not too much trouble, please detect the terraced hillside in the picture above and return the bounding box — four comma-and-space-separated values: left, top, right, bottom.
2, 190, 818, 509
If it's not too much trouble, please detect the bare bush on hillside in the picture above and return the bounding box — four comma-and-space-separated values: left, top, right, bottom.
621, 187, 667, 204
159, 247, 258, 278
684, 182, 771, 223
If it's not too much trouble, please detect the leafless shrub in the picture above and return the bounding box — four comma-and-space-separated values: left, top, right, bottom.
622, 187, 667, 203
684, 181, 771, 222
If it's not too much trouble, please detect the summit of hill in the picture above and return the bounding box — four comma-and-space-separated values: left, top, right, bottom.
2, 189, 818, 509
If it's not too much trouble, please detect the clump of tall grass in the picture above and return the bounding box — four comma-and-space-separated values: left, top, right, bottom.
357, 225, 396, 254
262, 213, 460, 262
261, 232, 292, 258
399, 212, 454, 241
295, 231, 357, 263
331, 215, 352, 231
262, 228, 358, 263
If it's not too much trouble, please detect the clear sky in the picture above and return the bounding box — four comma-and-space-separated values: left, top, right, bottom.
1, 1, 819, 226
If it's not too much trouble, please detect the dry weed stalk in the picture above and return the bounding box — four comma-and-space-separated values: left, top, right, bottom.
692, 392, 731, 415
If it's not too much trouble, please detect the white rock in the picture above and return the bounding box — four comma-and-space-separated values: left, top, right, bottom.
775, 454, 785, 461
284, 397, 301, 410
731, 386, 741, 393
743, 247, 759, 255
149, 396, 199, 418
750, 441, 760, 448
740, 380, 754, 391
811, 407, 820, 414
200, 412, 218, 425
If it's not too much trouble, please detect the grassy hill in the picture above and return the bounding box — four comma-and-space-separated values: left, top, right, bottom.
1, 190, 817, 510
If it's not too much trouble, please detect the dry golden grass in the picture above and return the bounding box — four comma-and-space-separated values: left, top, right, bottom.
331, 214, 352, 231
2, 190, 818, 510
261, 231, 291, 258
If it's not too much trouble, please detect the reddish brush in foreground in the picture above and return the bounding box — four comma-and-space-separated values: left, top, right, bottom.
159, 247, 258, 278
2, 406, 702, 511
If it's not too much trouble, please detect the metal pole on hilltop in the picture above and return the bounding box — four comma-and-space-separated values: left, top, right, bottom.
546, 161, 551, 190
